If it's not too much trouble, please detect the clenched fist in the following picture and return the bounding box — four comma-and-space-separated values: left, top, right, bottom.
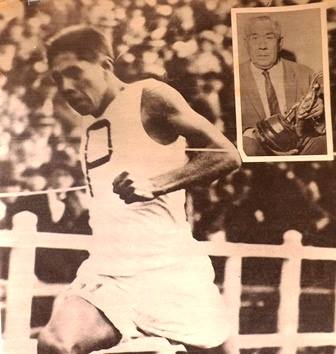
112, 171, 156, 204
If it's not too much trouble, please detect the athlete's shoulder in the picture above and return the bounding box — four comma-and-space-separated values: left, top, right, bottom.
142, 78, 188, 108
141, 78, 165, 90
139, 79, 182, 142
141, 79, 185, 117
141, 78, 181, 95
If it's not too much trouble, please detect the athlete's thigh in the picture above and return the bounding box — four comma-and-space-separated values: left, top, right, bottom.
46, 294, 121, 352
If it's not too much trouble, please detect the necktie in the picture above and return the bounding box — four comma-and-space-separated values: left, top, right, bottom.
262, 70, 280, 115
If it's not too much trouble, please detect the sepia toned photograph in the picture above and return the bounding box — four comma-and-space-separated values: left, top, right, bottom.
232, 4, 333, 162
1, 0, 336, 354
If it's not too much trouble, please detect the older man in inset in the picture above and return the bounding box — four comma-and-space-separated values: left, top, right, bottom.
239, 15, 326, 156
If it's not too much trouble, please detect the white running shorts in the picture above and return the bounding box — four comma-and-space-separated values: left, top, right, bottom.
64, 255, 230, 349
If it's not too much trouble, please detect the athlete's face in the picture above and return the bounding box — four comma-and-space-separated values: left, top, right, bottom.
51, 52, 109, 116
246, 19, 282, 70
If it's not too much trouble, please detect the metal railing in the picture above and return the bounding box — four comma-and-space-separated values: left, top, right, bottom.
0, 225, 336, 354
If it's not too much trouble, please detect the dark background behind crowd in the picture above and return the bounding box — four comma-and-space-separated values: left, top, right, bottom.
1, 0, 336, 341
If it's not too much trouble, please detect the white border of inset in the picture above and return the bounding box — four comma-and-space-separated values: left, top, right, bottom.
231, 2, 333, 163
324, 0, 336, 10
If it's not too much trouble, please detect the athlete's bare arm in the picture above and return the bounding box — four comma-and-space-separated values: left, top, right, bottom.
113, 81, 241, 203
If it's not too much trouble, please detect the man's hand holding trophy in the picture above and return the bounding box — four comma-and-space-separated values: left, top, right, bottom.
255, 72, 324, 156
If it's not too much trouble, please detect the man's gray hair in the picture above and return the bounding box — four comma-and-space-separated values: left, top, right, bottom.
244, 15, 282, 39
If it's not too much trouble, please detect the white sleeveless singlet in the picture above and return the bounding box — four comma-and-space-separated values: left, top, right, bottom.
78, 79, 198, 275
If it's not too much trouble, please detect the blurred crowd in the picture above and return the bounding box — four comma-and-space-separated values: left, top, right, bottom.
0, 0, 336, 246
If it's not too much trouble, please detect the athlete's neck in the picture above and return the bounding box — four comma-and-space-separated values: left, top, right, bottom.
92, 74, 128, 118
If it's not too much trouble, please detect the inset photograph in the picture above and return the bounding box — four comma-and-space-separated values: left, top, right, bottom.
232, 4, 333, 162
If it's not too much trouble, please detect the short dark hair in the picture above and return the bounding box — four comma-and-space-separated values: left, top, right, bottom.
46, 25, 114, 66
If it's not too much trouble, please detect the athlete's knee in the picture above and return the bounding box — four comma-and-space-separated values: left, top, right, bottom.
37, 326, 70, 354
62, 295, 122, 348
37, 328, 53, 354
38, 325, 96, 354
38, 295, 121, 354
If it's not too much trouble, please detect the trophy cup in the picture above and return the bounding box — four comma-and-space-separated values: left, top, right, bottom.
255, 72, 323, 155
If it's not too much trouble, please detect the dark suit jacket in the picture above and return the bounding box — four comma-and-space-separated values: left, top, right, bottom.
239, 58, 314, 132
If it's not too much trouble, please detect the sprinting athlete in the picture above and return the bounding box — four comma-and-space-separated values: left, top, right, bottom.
38, 25, 241, 354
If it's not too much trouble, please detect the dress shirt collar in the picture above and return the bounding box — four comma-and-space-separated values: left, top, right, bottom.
250, 59, 283, 77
